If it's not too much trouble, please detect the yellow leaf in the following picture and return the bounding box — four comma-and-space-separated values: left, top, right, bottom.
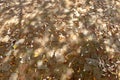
34, 48, 44, 57
13, 44, 17, 49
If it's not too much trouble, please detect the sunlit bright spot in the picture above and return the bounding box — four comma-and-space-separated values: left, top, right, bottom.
61, 68, 74, 80
37, 60, 43, 69
64, 9, 70, 13
86, 35, 93, 41
68, 31, 79, 42
74, 10, 80, 17
97, 8, 103, 12
46, 50, 55, 58
16, 39, 25, 45
108, 31, 112, 36
78, 7, 87, 14
55, 49, 65, 63
82, 29, 89, 35
34, 47, 44, 57
0, 35, 10, 42
104, 39, 111, 45
7, 28, 11, 35
4, 17, 19, 25
77, 46, 81, 54
19, 54, 25, 63
105, 46, 115, 53
62, 45, 68, 53
0, 55, 3, 59
58, 34, 66, 43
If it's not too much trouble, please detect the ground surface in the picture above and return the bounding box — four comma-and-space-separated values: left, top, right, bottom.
0, 0, 120, 80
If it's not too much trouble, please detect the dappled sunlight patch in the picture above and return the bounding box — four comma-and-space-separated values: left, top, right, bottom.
46, 49, 55, 58
34, 47, 45, 58
16, 39, 25, 44
105, 46, 115, 53
61, 68, 74, 80
0, 35, 10, 42
55, 49, 65, 63
86, 35, 93, 41
3, 17, 19, 25
81, 29, 89, 36
69, 31, 78, 42
37, 60, 43, 69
